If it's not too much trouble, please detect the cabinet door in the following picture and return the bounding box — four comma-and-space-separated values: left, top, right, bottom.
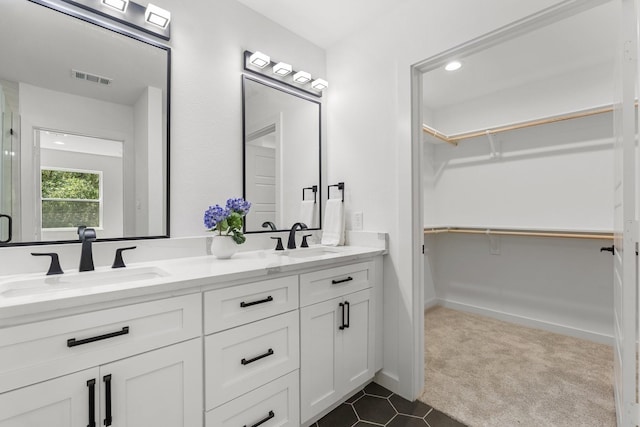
100, 339, 202, 427
341, 289, 374, 392
300, 297, 341, 423
0, 367, 99, 427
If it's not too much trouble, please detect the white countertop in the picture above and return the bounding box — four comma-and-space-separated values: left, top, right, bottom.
0, 245, 384, 323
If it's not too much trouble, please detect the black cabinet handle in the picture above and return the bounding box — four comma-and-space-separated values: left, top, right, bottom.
103, 375, 112, 426
344, 301, 350, 329
244, 410, 275, 427
67, 327, 129, 347
0, 214, 12, 243
600, 245, 614, 255
87, 379, 96, 427
339, 302, 345, 330
241, 348, 274, 365
240, 296, 274, 308
332, 276, 353, 285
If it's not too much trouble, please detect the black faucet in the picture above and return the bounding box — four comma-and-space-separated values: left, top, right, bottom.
287, 222, 307, 250
78, 226, 96, 272
262, 221, 277, 231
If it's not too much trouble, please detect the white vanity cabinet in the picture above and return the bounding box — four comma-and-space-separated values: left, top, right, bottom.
299, 262, 376, 423
0, 294, 203, 427
204, 275, 301, 426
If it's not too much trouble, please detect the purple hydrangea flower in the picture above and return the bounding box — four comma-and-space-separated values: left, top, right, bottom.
226, 197, 251, 215
204, 204, 230, 229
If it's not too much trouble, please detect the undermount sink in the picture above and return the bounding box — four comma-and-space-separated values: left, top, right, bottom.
0, 266, 169, 298
279, 246, 342, 258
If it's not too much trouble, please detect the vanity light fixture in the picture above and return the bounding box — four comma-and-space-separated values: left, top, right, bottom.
249, 51, 271, 68
57, 0, 171, 40
310, 78, 328, 91
144, 3, 171, 29
273, 62, 292, 76
101, 0, 129, 12
243, 50, 326, 97
445, 60, 462, 71
293, 71, 311, 84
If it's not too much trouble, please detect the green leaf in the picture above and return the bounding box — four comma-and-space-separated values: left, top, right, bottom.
231, 229, 246, 244
227, 212, 243, 231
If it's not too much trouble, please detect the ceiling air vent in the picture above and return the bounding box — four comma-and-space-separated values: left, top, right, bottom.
71, 69, 112, 86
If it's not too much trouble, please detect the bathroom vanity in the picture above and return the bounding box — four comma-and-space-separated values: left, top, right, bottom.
0, 246, 384, 427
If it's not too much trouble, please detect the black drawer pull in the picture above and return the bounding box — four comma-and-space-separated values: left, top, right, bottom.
240, 296, 274, 308
87, 379, 96, 427
339, 302, 345, 330
244, 410, 275, 427
103, 375, 112, 426
344, 301, 350, 329
67, 326, 129, 347
241, 348, 274, 365
331, 276, 353, 285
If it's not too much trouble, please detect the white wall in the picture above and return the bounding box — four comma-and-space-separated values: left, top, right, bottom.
325, 0, 571, 399
161, 0, 325, 237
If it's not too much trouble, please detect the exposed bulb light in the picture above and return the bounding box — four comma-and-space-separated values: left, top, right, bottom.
445, 61, 462, 71
272, 62, 292, 76
102, 0, 129, 12
249, 51, 270, 68
145, 3, 171, 29
310, 78, 328, 90
293, 71, 311, 84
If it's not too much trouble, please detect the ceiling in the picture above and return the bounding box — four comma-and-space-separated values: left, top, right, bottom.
235, 0, 410, 49
422, 1, 616, 111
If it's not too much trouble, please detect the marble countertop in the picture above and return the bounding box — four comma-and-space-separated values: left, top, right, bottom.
0, 245, 384, 323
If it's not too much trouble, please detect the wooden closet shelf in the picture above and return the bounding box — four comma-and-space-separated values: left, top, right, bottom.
422, 105, 614, 145
423, 227, 614, 240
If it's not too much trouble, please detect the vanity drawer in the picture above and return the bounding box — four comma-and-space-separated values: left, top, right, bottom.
205, 370, 299, 427
300, 261, 372, 307
205, 310, 299, 410
0, 293, 201, 394
204, 275, 298, 334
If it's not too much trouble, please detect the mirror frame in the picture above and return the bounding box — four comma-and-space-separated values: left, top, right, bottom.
241, 74, 322, 234
1, 0, 171, 247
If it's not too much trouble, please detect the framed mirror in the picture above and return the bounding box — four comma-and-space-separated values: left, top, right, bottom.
242, 75, 321, 233
0, 0, 170, 245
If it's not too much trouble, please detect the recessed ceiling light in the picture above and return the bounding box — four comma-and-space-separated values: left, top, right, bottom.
445, 61, 462, 71
54, 141, 65, 145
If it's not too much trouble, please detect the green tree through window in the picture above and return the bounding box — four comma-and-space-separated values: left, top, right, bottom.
41, 169, 101, 228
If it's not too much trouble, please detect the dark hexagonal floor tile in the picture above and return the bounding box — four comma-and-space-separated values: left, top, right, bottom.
363, 382, 394, 398
353, 422, 380, 427
317, 403, 358, 427
353, 394, 397, 424
388, 414, 429, 426
389, 394, 432, 418
344, 389, 365, 404
424, 409, 467, 427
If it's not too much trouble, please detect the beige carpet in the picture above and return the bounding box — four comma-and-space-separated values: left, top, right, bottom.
418, 306, 615, 427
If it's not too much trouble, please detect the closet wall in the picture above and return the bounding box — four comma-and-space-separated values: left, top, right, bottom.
423, 112, 614, 344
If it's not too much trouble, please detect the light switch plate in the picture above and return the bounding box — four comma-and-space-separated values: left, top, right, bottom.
352, 211, 363, 231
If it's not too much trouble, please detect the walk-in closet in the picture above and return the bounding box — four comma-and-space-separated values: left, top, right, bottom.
419, 1, 636, 426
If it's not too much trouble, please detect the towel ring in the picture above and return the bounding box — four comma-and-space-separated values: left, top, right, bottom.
328, 182, 345, 202
302, 185, 318, 203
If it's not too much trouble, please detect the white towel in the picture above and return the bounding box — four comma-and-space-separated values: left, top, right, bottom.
300, 200, 316, 229
321, 199, 345, 246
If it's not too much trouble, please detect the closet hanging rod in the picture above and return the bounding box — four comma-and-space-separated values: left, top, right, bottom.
423, 227, 613, 240
422, 105, 615, 145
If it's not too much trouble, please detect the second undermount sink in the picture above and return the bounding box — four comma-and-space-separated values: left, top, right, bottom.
279, 246, 343, 258
0, 266, 169, 298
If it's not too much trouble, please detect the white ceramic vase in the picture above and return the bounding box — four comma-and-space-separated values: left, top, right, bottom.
211, 235, 238, 259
